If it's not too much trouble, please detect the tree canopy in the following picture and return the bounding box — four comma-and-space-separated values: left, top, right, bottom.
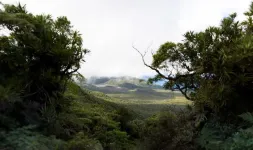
0, 3, 89, 125
138, 3, 253, 115
0, 3, 89, 99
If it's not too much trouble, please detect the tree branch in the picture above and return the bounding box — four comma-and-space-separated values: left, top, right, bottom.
176, 84, 191, 100
133, 45, 172, 79
133, 45, 195, 81
133, 45, 196, 100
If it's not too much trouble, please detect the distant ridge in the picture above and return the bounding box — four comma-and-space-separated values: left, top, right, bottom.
87, 76, 165, 87
82, 76, 170, 96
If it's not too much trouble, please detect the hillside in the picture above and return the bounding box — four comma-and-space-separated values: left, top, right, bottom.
84, 76, 172, 97
80, 76, 190, 118
87, 76, 162, 88
3, 1, 253, 150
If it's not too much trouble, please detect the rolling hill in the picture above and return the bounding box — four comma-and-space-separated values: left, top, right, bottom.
79, 76, 190, 118
83, 76, 170, 97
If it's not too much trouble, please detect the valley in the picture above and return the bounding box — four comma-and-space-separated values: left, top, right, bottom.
82, 76, 191, 118
2, 1, 251, 149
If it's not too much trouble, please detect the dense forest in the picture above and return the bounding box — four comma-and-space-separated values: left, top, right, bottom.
1, 1, 253, 150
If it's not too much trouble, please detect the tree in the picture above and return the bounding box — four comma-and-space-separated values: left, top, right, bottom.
0, 3, 89, 125
135, 2, 253, 115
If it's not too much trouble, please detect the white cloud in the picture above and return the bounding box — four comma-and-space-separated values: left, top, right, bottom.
2, 0, 252, 78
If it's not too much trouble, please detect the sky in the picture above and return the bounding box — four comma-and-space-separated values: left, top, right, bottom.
2, 0, 252, 78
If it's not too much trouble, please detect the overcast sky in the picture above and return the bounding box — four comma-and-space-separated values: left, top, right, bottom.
2, 0, 252, 78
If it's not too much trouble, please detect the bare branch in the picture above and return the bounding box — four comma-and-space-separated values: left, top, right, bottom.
133, 45, 170, 80
146, 41, 153, 51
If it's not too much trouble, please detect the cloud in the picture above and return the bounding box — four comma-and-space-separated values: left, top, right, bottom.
2, 0, 252, 78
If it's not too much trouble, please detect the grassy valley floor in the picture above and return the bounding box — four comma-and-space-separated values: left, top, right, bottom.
91, 89, 192, 118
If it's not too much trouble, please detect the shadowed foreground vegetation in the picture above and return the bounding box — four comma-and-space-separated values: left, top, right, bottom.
2, 2, 253, 150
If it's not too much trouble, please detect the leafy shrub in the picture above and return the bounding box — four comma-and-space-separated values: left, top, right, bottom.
101, 129, 134, 150
0, 126, 65, 150
43, 82, 135, 149
223, 129, 253, 150
197, 112, 253, 150
197, 121, 236, 150
66, 132, 102, 150
127, 119, 145, 138
138, 110, 197, 150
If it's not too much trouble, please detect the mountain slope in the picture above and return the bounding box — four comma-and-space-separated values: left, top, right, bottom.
87, 76, 162, 89
83, 76, 174, 100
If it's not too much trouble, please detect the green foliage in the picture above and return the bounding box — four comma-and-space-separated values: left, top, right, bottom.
101, 129, 134, 150
0, 126, 65, 150
0, 2, 137, 150
197, 121, 236, 150
197, 112, 253, 150
223, 130, 253, 150
66, 132, 102, 150
135, 110, 197, 150
140, 111, 177, 150
4, 1, 253, 150
223, 112, 253, 150
0, 2, 89, 127
238, 112, 253, 124
147, 1, 253, 115
127, 119, 145, 138
41, 82, 135, 149
68, 86, 134, 149
141, 2, 253, 149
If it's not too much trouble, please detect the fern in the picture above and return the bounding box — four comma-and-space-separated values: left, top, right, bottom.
223, 130, 253, 150
0, 126, 65, 150
0, 85, 21, 103
197, 121, 236, 150
197, 112, 253, 150
239, 112, 253, 124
